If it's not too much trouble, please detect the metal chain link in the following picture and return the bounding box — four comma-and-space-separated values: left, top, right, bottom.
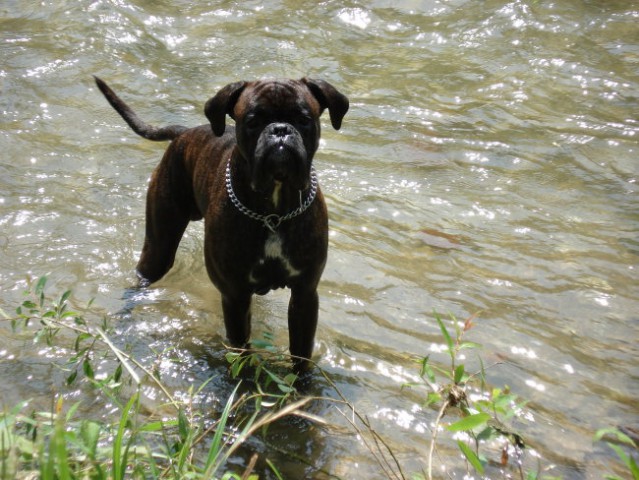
225, 159, 317, 233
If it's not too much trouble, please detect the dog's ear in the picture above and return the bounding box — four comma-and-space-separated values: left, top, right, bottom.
301, 78, 349, 130
204, 81, 247, 136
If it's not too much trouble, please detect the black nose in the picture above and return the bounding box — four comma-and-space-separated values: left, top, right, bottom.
269, 123, 293, 139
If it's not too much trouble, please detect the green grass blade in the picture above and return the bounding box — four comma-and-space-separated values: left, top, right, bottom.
54, 419, 71, 480
630, 456, 639, 480
266, 458, 285, 480
204, 382, 241, 473
112, 391, 139, 480
607, 443, 639, 479
41, 436, 54, 480
595, 427, 636, 447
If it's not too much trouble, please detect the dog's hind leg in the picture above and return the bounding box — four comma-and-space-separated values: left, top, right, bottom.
136, 212, 189, 286
135, 153, 195, 286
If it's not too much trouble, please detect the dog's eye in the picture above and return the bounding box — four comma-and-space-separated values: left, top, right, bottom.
299, 116, 313, 128
245, 115, 260, 129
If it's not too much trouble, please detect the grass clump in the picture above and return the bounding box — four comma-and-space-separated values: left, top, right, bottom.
0, 276, 302, 479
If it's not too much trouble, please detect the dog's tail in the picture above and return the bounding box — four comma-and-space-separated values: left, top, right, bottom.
94, 76, 188, 141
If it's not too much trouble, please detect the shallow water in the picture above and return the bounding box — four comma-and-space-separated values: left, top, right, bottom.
1, 1, 638, 478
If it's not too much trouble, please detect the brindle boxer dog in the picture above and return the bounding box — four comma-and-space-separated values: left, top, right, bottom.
95, 76, 348, 369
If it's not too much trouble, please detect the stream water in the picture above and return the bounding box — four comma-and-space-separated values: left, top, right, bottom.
1, 1, 638, 478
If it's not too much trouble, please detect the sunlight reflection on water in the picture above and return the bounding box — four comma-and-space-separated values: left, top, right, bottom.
0, 0, 637, 477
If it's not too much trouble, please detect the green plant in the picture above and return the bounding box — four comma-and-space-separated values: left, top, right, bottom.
0, 276, 312, 479
225, 332, 299, 406
594, 428, 639, 480
12, 277, 634, 479
406, 312, 529, 480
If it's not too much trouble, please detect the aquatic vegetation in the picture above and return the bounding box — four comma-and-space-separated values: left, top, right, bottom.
405, 313, 530, 479
1, 277, 636, 479
0, 276, 298, 479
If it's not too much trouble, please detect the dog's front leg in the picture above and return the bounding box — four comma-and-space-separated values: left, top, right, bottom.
221, 292, 252, 348
288, 286, 319, 368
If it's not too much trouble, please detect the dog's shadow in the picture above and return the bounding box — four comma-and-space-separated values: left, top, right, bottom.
112, 284, 322, 392
115, 285, 157, 319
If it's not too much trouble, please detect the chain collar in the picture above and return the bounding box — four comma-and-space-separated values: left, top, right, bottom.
225, 159, 318, 233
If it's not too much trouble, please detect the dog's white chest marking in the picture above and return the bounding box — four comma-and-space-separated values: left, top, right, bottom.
263, 233, 300, 276
249, 232, 301, 287
272, 181, 282, 208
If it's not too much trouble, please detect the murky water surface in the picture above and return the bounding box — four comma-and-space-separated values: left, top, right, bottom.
1, 1, 638, 478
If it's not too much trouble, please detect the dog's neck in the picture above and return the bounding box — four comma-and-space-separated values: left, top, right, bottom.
226, 157, 317, 232
268, 180, 310, 214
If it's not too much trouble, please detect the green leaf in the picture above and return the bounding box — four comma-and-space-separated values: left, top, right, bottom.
82, 359, 94, 379
283, 373, 298, 386
221, 473, 242, 480
60, 290, 72, 306
74, 333, 93, 352
435, 313, 454, 357
251, 338, 275, 350
177, 408, 189, 441
225, 352, 241, 363
65, 401, 82, 422
66, 371, 78, 386
451, 313, 461, 339
476, 425, 498, 442
425, 392, 442, 407
230, 356, 247, 378
446, 412, 491, 432
35, 276, 48, 297
454, 364, 465, 384
139, 420, 171, 432
457, 440, 484, 474
22, 301, 37, 310
80, 421, 101, 460
277, 383, 295, 394
458, 341, 482, 350
526, 470, 539, 480
420, 356, 436, 383
113, 363, 123, 383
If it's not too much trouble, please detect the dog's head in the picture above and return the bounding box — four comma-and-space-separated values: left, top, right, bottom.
205, 78, 348, 196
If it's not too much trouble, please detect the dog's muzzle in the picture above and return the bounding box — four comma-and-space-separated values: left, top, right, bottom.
252, 123, 309, 192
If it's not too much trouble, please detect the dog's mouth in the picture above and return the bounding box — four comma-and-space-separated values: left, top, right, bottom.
251, 125, 310, 195
251, 150, 311, 196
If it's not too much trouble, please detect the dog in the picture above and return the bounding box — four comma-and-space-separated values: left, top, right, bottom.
95, 76, 348, 369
